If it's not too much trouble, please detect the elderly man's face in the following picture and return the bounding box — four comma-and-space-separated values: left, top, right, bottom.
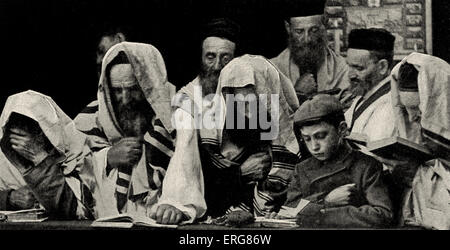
346, 49, 380, 96
200, 37, 236, 95
399, 91, 421, 123
109, 64, 152, 136
286, 15, 327, 71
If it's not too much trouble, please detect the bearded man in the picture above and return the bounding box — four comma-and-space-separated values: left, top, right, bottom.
74, 42, 197, 225
270, 0, 353, 108
344, 28, 397, 142
152, 18, 246, 219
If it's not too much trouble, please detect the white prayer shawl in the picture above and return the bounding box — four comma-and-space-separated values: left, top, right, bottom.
390, 52, 450, 229
391, 52, 450, 149
0, 150, 27, 191
74, 42, 184, 219
0, 90, 90, 217
155, 77, 207, 223
169, 55, 300, 217
345, 77, 396, 142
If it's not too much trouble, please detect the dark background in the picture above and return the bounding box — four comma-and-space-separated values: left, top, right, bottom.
0, 0, 448, 118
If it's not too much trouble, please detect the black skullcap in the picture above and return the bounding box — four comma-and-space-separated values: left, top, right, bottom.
201, 18, 240, 44
282, 0, 325, 21
348, 28, 395, 52
398, 62, 419, 91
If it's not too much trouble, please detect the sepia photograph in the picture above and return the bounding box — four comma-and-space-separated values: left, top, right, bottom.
0, 0, 448, 248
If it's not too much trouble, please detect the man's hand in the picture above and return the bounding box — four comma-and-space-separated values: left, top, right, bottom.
295, 73, 317, 96
149, 204, 187, 225
107, 137, 143, 169
8, 186, 37, 209
240, 152, 271, 183
9, 128, 49, 167
324, 183, 357, 207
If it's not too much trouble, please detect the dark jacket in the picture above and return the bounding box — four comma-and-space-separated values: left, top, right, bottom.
284, 144, 394, 228
0, 190, 12, 210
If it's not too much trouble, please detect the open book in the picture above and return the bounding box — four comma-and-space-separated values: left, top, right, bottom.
253, 200, 311, 228
91, 213, 178, 229
366, 136, 433, 162
345, 133, 369, 149
0, 208, 48, 222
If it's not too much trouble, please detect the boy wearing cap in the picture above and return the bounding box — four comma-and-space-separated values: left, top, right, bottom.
269, 94, 393, 228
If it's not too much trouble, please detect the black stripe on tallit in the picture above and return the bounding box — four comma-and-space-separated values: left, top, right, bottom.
154, 119, 165, 129
272, 147, 300, 166
423, 129, 450, 148
79, 105, 98, 114
351, 82, 391, 129
116, 177, 131, 188
81, 127, 107, 138
147, 129, 175, 151
145, 166, 159, 190
145, 142, 171, 170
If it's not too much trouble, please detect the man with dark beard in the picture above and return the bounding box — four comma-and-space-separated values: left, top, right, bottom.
270, 0, 353, 108
74, 42, 201, 225
167, 54, 300, 218
197, 18, 239, 97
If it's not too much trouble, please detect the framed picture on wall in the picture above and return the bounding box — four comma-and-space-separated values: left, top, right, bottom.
325, 0, 433, 60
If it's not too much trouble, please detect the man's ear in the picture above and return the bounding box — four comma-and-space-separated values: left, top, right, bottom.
337, 121, 348, 137
114, 32, 126, 43
376, 59, 389, 76
284, 20, 291, 35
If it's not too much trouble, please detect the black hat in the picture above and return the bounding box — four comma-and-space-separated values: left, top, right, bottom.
282, 0, 325, 21
201, 18, 240, 44
348, 28, 395, 52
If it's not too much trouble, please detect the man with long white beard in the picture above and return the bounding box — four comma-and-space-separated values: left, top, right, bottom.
270, 0, 353, 108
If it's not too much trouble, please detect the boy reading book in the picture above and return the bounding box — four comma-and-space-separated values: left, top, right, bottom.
268, 94, 394, 228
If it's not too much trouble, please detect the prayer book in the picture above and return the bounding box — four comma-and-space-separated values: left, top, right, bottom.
0, 208, 48, 222
345, 133, 369, 149
253, 217, 298, 228
366, 136, 433, 162
91, 213, 178, 229
252, 200, 310, 228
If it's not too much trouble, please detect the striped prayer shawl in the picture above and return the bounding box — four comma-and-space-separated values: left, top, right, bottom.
74, 101, 174, 211
177, 60, 301, 217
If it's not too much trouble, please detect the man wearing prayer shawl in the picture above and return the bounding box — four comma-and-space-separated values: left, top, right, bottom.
270, 0, 353, 108
168, 54, 300, 218
344, 28, 397, 143
0, 90, 95, 219
74, 42, 195, 224
150, 18, 242, 221
389, 53, 450, 230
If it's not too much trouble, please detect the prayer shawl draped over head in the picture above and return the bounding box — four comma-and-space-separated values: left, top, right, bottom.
74, 42, 177, 218
175, 54, 300, 216
390, 52, 450, 229
0, 90, 93, 218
